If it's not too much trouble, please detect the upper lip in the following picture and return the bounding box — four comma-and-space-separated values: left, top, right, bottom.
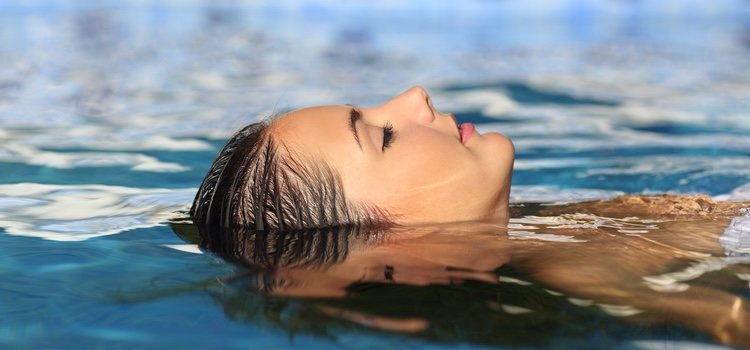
427, 98, 460, 141
449, 113, 461, 141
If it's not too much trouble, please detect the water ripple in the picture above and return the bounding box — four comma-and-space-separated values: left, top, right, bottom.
0, 183, 194, 241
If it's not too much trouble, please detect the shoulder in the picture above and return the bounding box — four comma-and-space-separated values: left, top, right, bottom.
512, 194, 750, 219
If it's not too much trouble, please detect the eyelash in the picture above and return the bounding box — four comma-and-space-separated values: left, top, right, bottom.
382, 122, 396, 151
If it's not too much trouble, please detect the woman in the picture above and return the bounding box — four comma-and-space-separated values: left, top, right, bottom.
184, 88, 750, 346
191, 86, 514, 236
190, 85, 749, 263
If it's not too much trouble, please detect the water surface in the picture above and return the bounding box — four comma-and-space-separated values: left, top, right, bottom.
1, 0, 750, 349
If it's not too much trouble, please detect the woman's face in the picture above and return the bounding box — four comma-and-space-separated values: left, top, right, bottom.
272, 86, 514, 224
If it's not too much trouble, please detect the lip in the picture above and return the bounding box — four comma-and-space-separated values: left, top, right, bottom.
459, 122, 475, 145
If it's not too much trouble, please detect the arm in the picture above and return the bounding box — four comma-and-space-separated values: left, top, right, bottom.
509, 195, 750, 347
512, 194, 749, 220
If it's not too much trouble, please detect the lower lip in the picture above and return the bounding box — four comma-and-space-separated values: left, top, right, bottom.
460, 123, 475, 145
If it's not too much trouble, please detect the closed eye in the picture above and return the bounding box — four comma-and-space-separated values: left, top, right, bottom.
382, 122, 396, 152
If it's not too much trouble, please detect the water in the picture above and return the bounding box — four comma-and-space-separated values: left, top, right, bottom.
1, 0, 750, 349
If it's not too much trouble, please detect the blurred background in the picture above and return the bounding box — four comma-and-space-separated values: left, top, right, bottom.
1, 0, 750, 201
2, 0, 750, 348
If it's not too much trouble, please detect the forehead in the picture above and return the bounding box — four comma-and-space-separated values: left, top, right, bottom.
272, 105, 349, 134
270, 105, 358, 159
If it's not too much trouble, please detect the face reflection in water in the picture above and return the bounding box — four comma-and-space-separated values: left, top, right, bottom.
271, 86, 515, 224
175, 196, 750, 347
256, 222, 513, 299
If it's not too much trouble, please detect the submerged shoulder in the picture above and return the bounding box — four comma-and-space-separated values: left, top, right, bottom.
512, 194, 750, 219
603, 194, 745, 218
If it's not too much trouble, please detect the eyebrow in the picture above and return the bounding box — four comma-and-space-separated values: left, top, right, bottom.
348, 108, 363, 151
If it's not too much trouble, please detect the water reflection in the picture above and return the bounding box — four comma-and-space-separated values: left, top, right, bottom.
167, 196, 750, 347
509, 196, 750, 347
190, 221, 511, 299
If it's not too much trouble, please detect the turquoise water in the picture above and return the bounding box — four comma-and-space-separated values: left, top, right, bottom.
2, 0, 750, 349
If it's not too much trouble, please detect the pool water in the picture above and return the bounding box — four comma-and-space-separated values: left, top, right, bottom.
1, 0, 750, 349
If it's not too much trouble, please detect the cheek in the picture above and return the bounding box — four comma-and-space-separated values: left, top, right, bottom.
384, 140, 476, 191
352, 131, 484, 205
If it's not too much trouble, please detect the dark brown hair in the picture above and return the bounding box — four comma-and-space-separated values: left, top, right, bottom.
190, 121, 391, 267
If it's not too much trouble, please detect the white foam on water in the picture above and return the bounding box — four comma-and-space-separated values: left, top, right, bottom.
597, 304, 644, 317
0, 143, 189, 172
0, 183, 195, 241
513, 158, 592, 170
642, 256, 750, 293
498, 276, 532, 285
512, 133, 750, 153
19, 127, 214, 151
510, 214, 660, 246
510, 185, 623, 204
642, 276, 691, 293
719, 209, 750, 255
163, 244, 203, 254
508, 230, 587, 243
580, 156, 750, 177
512, 216, 584, 226
715, 183, 750, 202
567, 298, 594, 307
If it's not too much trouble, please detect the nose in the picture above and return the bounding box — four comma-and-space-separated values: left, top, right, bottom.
394, 86, 429, 109
377, 86, 434, 124
401, 85, 429, 102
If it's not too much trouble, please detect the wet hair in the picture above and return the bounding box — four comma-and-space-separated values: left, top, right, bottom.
211, 224, 385, 293
190, 120, 392, 266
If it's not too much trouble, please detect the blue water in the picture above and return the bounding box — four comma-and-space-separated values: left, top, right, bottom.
2, 0, 750, 349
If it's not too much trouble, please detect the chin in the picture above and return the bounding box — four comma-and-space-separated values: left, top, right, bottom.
483, 132, 514, 214
495, 133, 515, 175
478, 132, 515, 178
485, 132, 514, 157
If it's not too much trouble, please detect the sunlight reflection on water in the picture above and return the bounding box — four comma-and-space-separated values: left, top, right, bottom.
2, 1, 750, 349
